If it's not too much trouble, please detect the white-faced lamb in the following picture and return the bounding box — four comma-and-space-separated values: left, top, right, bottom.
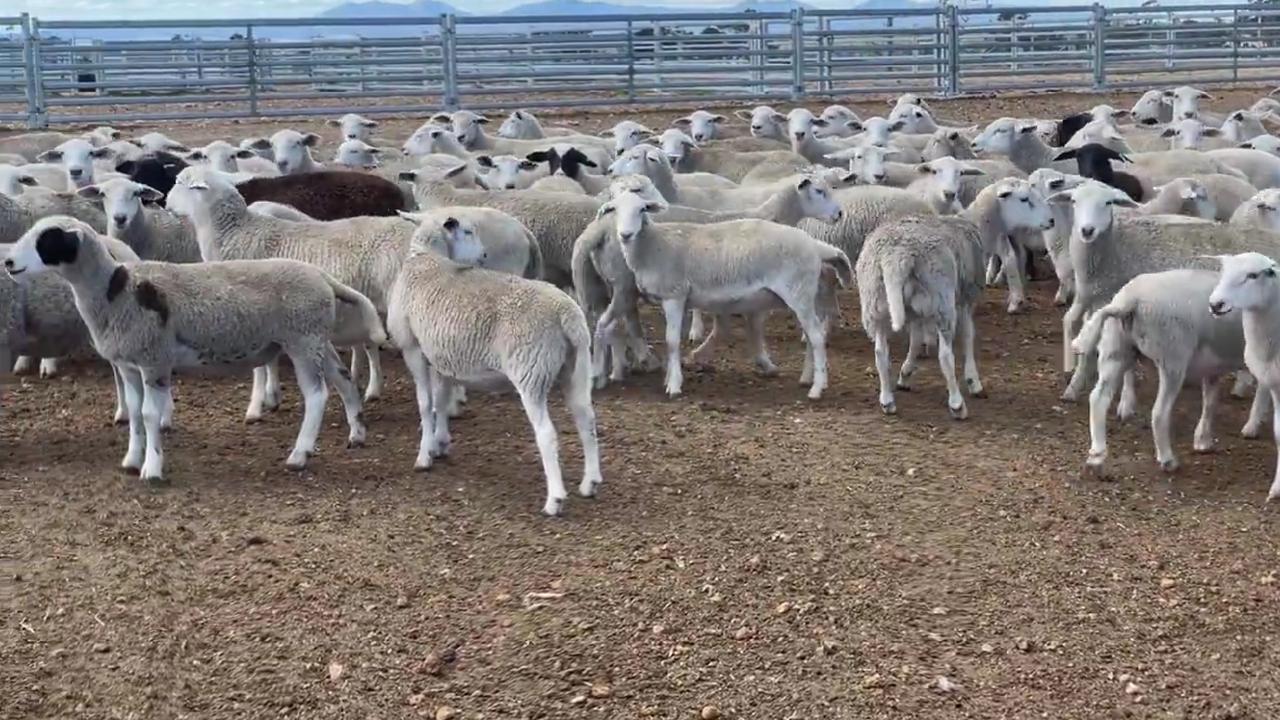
329, 113, 379, 142
1230, 188, 1280, 231
246, 130, 324, 175
651, 129, 808, 184
497, 109, 575, 139
78, 178, 202, 263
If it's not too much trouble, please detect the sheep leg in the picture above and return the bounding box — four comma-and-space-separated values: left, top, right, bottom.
120, 366, 146, 475
322, 343, 366, 449
591, 303, 619, 386
38, 357, 60, 379
246, 366, 270, 423
564, 344, 603, 499
688, 314, 729, 367
660, 298, 686, 398
285, 350, 329, 471
112, 365, 128, 425
936, 326, 967, 420
517, 389, 567, 517
1062, 302, 1086, 374
447, 386, 466, 418
688, 309, 705, 343
872, 329, 895, 414
263, 358, 281, 411
1086, 333, 1127, 476
745, 312, 778, 377
429, 369, 453, 457
12, 355, 34, 375
403, 348, 436, 470
161, 386, 174, 431
1051, 251, 1074, 307
796, 311, 828, 400
999, 237, 1026, 314
959, 309, 985, 398
1193, 377, 1221, 453
362, 345, 383, 402
896, 324, 924, 391
139, 368, 172, 484
1117, 369, 1138, 422
1231, 369, 1256, 399
1243, 385, 1270, 439
622, 299, 660, 373
1268, 386, 1280, 502
985, 255, 1003, 286
1152, 363, 1187, 473
349, 348, 364, 388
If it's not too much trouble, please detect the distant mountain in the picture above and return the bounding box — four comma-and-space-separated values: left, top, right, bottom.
318, 0, 465, 18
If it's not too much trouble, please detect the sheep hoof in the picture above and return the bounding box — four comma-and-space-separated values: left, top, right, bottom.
967, 381, 987, 398
1006, 302, 1025, 315
895, 380, 913, 392
807, 385, 824, 400
578, 477, 602, 498
347, 434, 366, 449
113, 414, 128, 426
244, 414, 263, 425
542, 496, 566, 517
754, 360, 779, 377
1084, 456, 1109, 479
285, 450, 310, 471
430, 440, 451, 458
121, 464, 141, 476
948, 402, 968, 421
1193, 441, 1216, 454
880, 401, 897, 416
1242, 424, 1262, 439
142, 472, 167, 487
1267, 489, 1280, 503
1060, 389, 1080, 403
414, 456, 433, 472
1159, 458, 1180, 473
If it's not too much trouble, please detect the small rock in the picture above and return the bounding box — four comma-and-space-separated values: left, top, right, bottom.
408, 693, 425, 706
933, 676, 958, 694
709, 594, 724, 605
733, 626, 755, 641
395, 595, 410, 608
589, 683, 611, 698
1124, 681, 1142, 696
862, 673, 889, 689
929, 606, 949, 615
569, 694, 587, 705
700, 706, 721, 720
327, 660, 345, 682
980, 643, 995, 654
1015, 637, 1034, 652
1259, 572, 1276, 585
435, 707, 456, 720
775, 602, 792, 615
906, 467, 918, 478
91, 643, 110, 654
651, 624, 666, 635
415, 652, 444, 676
1160, 578, 1177, 589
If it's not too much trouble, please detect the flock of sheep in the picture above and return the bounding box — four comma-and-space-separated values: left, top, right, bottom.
5, 84, 1280, 515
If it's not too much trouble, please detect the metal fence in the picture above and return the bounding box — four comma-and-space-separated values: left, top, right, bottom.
4, 3, 1280, 128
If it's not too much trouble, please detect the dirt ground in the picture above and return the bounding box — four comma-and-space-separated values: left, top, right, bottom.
4, 89, 1280, 720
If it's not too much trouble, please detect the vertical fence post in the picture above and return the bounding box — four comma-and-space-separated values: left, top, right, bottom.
626, 20, 635, 102
790, 8, 805, 101
21, 14, 39, 129
945, 3, 959, 96
245, 24, 258, 117
1091, 3, 1106, 91
1232, 7, 1240, 82
441, 13, 459, 110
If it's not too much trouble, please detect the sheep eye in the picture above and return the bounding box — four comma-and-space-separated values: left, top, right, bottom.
1247, 272, 1260, 280
1266, 268, 1277, 278
1105, 200, 1114, 206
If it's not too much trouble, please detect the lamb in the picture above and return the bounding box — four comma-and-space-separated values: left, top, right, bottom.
1072, 268, 1267, 478
185, 140, 279, 176
497, 109, 575, 139
1207, 252, 1280, 500
1229, 188, 1280, 231
474, 154, 545, 190
798, 185, 936, 263
855, 214, 987, 419
0, 164, 61, 196
234, 171, 410, 220
887, 103, 976, 136
673, 110, 732, 143
78, 178, 202, 263
1052, 181, 1280, 405
114, 152, 190, 200
396, 207, 543, 279
3, 216, 377, 482
1202, 148, 1280, 189
37, 138, 115, 189
652, 129, 808, 184
246, 130, 324, 175
1220, 110, 1272, 142
1176, 173, 1258, 221
602, 119, 657, 155
329, 113, 379, 142
0, 132, 74, 162
169, 166, 407, 406
889, 93, 971, 128
442, 110, 614, 169
737, 105, 788, 141
1130, 89, 1174, 126
596, 190, 851, 399
385, 214, 601, 517
1239, 134, 1280, 158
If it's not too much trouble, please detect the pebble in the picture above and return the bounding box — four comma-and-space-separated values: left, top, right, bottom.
1124, 681, 1142, 696
933, 676, 958, 694
416, 651, 444, 676
435, 707, 456, 720
327, 661, 345, 682
862, 673, 888, 689
569, 694, 587, 705
91, 643, 110, 654
395, 595, 410, 608
1160, 578, 1177, 589
775, 602, 792, 615
700, 706, 721, 720
1015, 637, 1034, 652
589, 684, 611, 699
733, 626, 755, 641
980, 643, 995, 654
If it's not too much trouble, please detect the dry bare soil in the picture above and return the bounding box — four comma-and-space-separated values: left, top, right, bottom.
3, 89, 1280, 720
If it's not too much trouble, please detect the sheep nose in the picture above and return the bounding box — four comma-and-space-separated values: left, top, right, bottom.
872, 173, 885, 182
112, 214, 127, 225
2, 258, 12, 270
1182, 111, 1195, 119
68, 168, 83, 177
1080, 225, 1095, 238
794, 132, 806, 141
751, 125, 762, 132
619, 231, 636, 242
831, 209, 843, 221
504, 183, 516, 190
1209, 299, 1228, 316
1046, 217, 1056, 228
969, 142, 981, 151
942, 190, 956, 202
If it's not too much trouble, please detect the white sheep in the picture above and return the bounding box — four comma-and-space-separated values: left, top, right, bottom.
496, 109, 575, 139
652, 128, 808, 184
396, 207, 543, 279
328, 113, 379, 142
246, 130, 324, 175
599, 191, 852, 399
1230, 188, 1280, 231
1202, 148, 1280, 189
1073, 268, 1267, 478
1130, 89, 1174, 126
333, 139, 386, 170
1239, 134, 1280, 158
0, 132, 76, 163
474, 154, 545, 190
386, 215, 602, 517
1159, 118, 1233, 151
0, 164, 63, 195
608, 144, 773, 210
441, 110, 613, 169
37, 138, 115, 189
186, 140, 279, 176
77, 178, 202, 263
3, 216, 378, 482
1207, 252, 1280, 500
971, 118, 1077, 174
673, 110, 731, 143
602, 119, 657, 155
1220, 110, 1272, 142
83, 126, 122, 147
737, 105, 788, 141
1027, 168, 1090, 305
1166, 86, 1218, 123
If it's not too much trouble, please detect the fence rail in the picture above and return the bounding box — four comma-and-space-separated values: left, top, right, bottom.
4, 4, 1280, 128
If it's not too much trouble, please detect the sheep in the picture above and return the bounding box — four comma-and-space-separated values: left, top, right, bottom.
234, 171, 410, 221
1202, 148, 1280, 190
246, 130, 324, 175
249, 201, 316, 222
396, 156, 482, 190
797, 185, 936, 264
1239, 134, 1280, 158
441, 110, 614, 168
0, 153, 28, 166
239, 137, 273, 162
921, 128, 978, 161
385, 214, 601, 516
0, 185, 107, 243
1229, 188, 1280, 231
597, 190, 852, 399
131, 132, 188, 155
331, 139, 386, 170
1053, 144, 1145, 201
1159, 118, 1233, 151
737, 105, 788, 141
1072, 268, 1267, 478
78, 178, 202, 263
1131, 89, 1174, 126
785, 108, 856, 166
474, 154, 545, 190
82, 126, 122, 147
168, 166, 407, 406
114, 152, 190, 201
971, 118, 1077, 174
815, 105, 861, 138
1130, 178, 1216, 220
1052, 181, 1280, 405
497, 109, 574, 139
608, 144, 773, 210
1207, 252, 1280, 500
328, 113, 379, 142
402, 123, 472, 161
1166, 85, 1219, 123
396, 207, 543, 279
830, 145, 1011, 209
1220, 110, 1271, 142
0, 132, 74, 163
526, 146, 605, 194
887, 103, 976, 137
673, 110, 732, 143
3, 216, 378, 481
651, 128, 808, 184
37, 138, 115, 190
184, 140, 278, 176
959, 179, 1058, 314
889, 93, 971, 128
856, 215, 987, 419
0, 164, 64, 196
851, 117, 931, 160
1027, 168, 1090, 305
602, 119, 657, 155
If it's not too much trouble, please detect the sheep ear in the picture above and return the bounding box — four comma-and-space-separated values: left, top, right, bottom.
474, 115, 490, 125
845, 120, 862, 131
442, 216, 459, 232
734, 109, 752, 121
1240, 141, 1255, 149
302, 133, 321, 147
769, 112, 785, 123
519, 160, 539, 171
1113, 196, 1139, 208
89, 146, 115, 159
475, 155, 495, 168
363, 119, 379, 128
813, 118, 829, 128
1053, 149, 1077, 160
139, 187, 164, 203
914, 164, 933, 175
233, 149, 257, 160
643, 200, 667, 214
1048, 191, 1074, 205
185, 150, 207, 160
672, 117, 693, 127
76, 185, 103, 199
398, 170, 419, 182
596, 202, 616, 219
1203, 127, 1223, 137
526, 150, 550, 162
1112, 109, 1131, 118
115, 160, 137, 175
247, 137, 271, 150
996, 187, 1013, 199
1197, 90, 1214, 100
840, 171, 858, 184
431, 112, 452, 123
396, 210, 423, 224
1162, 89, 1176, 97
578, 155, 598, 168
796, 177, 812, 189
1160, 127, 1178, 137
711, 114, 727, 123
326, 119, 341, 127
960, 166, 985, 176
1017, 124, 1038, 134
37, 149, 61, 162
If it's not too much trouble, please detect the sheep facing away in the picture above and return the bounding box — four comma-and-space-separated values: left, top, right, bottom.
3, 216, 380, 482
234, 171, 410, 221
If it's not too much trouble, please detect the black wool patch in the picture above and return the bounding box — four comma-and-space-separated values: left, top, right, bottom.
135, 281, 170, 325
34, 227, 80, 266
107, 266, 129, 302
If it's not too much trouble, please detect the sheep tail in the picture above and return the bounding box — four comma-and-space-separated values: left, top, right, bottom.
570, 222, 610, 322
1070, 294, 1134, 357
881, 252, 914, 333
522, 225, 545, 280
327, 276, 388, 346
560, 305, 595, 405
819, 244, 854, 288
